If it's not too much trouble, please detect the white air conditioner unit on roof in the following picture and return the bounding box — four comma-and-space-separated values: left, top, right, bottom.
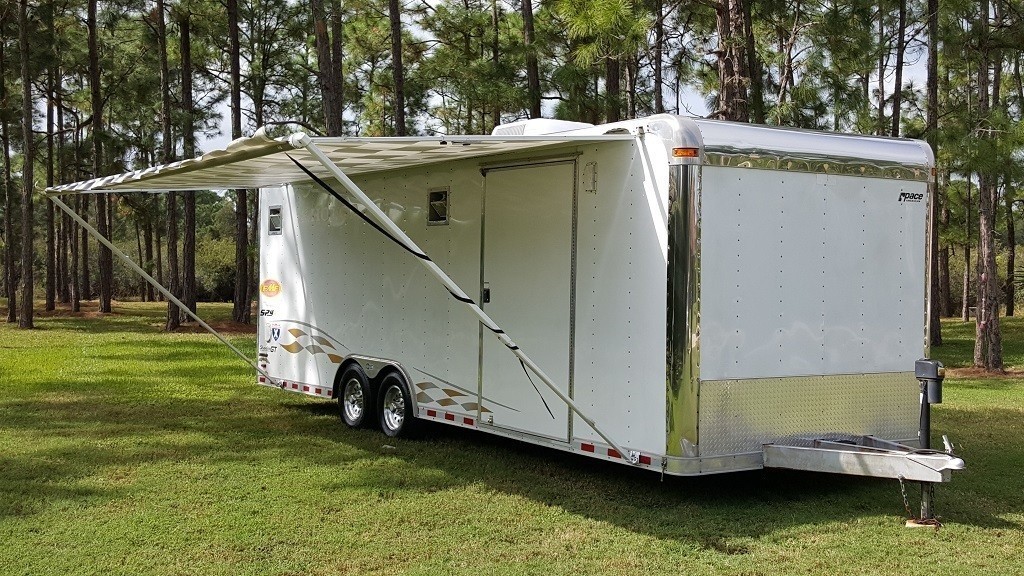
491, 118, 594, 136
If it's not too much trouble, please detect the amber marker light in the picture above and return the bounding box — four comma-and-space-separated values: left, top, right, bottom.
672, 147, 699, 158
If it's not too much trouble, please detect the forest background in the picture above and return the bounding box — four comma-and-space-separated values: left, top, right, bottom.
1, 0, 1023, 370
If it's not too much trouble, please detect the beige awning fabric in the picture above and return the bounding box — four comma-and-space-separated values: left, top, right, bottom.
46, 129, 634, 194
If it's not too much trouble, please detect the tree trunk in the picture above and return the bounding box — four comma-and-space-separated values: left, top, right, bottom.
228, 0, 250, 323
973, 0, 1002, 370
179, 9, 197, 316
155, 223, 163, 300
962, 177, 971, 322
626, 56, 637, 120
19, 0, 34, 328
925, 0, 940, 343
0, 22, 17, 323
605, 57, 620, 123
939, 175, 952, 317
88, 0, 111, 313
490, 0, 501, 129
521, 0, 541, 118
714, 0, 749, 121
1005, 184, 1014, 316
876, 10, 885, 135
134, 217, 144, 299
73, 121, 83, 309
56, 70, 70, 305
157, 0, 180, 330
81, 195, 90, 299
311, 0, 342, 136
144, 216, 154, 302
653, 0, 664, 114
45, 38, 56, 312
939, 246, 951, 317
330, 0, 344, 131
742, 0, 763, 123
389, 0, 406, 135
890, 0, 906, 137
166, 187, 180, 330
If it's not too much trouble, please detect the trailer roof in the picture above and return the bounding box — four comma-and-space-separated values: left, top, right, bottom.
46, 130, 635, 194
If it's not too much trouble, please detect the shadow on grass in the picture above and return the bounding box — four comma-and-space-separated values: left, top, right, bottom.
269, 401, 1024, 534
4, 375, 1017, 552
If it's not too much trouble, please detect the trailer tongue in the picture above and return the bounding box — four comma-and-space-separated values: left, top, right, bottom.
764, 436, 965, 483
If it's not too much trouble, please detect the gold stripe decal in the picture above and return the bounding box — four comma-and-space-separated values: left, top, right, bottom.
272, 322, 345, 365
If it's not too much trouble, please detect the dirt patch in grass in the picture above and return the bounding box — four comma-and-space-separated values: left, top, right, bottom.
946, 367, 1024, 379
172, 321, 257, 335
36, 306, 115, 319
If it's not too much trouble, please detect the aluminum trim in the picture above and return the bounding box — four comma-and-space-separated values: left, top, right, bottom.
666, 163, 702, 457
663, 452, 764, 476
568, 159, 579, 440
924, 169, 936, 355
703, 151, 930, 182
477, 175, 487, 423
698, 373, 920, 457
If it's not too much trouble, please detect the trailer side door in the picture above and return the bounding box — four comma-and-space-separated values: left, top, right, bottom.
480, 161, 575, 441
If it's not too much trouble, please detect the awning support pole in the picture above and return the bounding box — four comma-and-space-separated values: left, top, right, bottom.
295, 135, 638, 464
49, 194, 278, 386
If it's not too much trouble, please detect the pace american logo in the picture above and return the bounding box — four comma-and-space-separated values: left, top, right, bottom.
898, 191, 924, 203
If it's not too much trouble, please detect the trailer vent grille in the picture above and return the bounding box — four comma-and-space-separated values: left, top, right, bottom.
428, 189, 449, 225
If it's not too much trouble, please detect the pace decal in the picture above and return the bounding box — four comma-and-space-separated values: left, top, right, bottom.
898, 191, 923, 203
260, 279, 282, 297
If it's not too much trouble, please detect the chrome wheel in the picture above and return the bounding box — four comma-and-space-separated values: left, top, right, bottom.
337, 364, 372, 428
381, 384, 405, 433
343, 378, 365, 423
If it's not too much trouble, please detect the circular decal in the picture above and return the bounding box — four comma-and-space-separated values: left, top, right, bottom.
260, 279, 282, 297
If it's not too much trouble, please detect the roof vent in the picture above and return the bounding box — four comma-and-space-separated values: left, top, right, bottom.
491, 119, 594, 136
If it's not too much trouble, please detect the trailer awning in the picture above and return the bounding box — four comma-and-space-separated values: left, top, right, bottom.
47, 129, 635, 194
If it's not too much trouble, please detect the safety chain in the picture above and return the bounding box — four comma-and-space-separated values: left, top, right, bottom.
898, 475, 913, 518
897, 475, 943, 530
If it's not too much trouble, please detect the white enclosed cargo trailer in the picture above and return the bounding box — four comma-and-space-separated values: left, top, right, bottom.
48, 114, 964, 493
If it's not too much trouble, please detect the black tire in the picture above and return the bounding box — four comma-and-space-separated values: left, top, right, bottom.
377, 372, 416, 438
338, 364, 373, 428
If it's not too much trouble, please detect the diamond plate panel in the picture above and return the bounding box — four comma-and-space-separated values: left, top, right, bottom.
697, 372, 919, 456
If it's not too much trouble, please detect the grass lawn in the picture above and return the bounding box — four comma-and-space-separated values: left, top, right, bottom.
1, 302, 1022, 575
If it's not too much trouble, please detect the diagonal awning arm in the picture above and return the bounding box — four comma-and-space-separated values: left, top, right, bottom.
293, 134, 641, 465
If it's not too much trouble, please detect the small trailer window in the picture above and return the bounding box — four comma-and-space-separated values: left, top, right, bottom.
428, 189, 449, 225
268, 206, 283, 235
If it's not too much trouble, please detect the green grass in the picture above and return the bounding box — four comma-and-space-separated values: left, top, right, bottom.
1, 303, 1022, 575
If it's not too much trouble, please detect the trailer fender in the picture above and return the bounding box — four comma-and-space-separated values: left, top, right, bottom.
331, 358, 363, 400
340, 355, 419, 416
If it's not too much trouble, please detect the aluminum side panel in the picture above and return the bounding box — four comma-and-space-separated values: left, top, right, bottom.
698, 373, 919, 456
699, 168, 927, 380
573, 141, 668, 455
